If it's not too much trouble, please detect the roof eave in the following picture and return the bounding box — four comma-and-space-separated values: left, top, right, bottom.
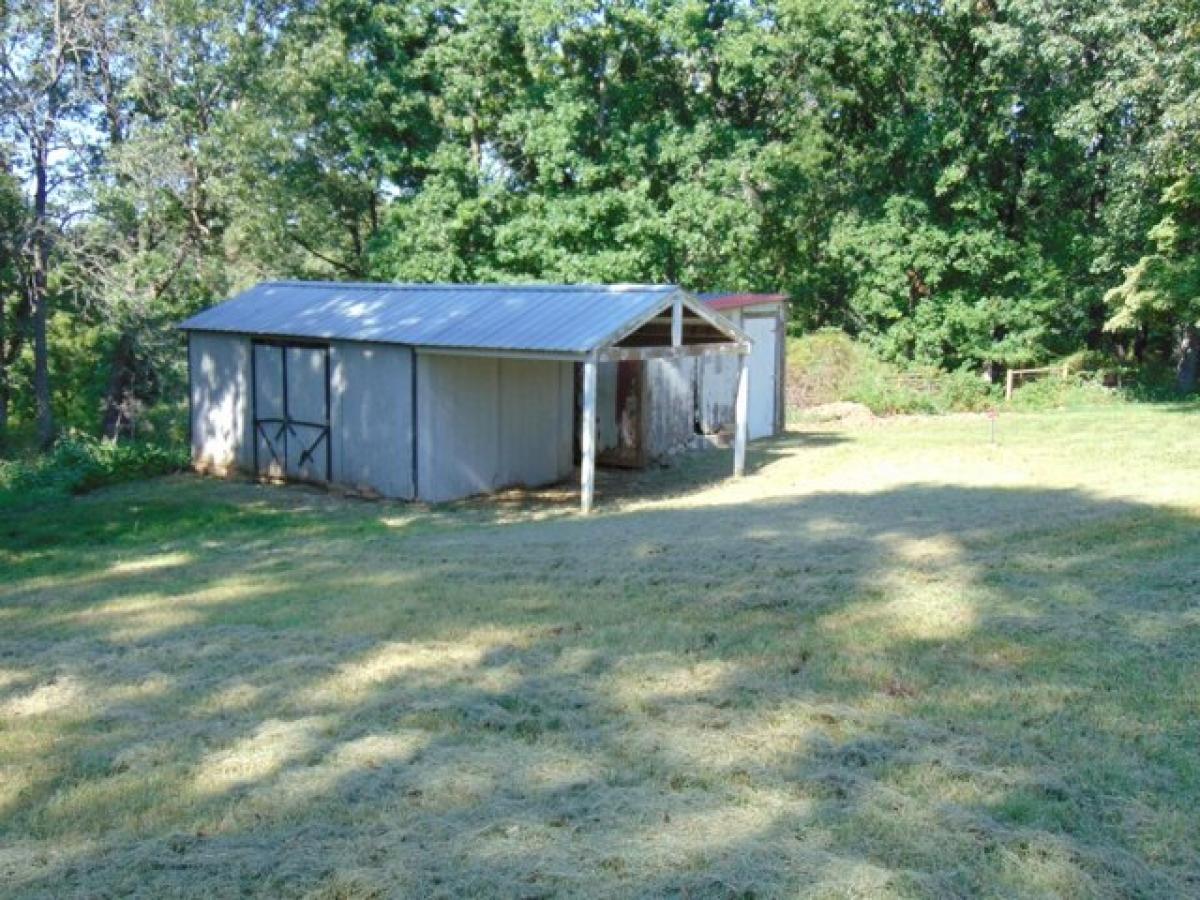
588, 288, 750, 355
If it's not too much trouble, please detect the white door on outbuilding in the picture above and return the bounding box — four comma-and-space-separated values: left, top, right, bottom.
744, 316, 777, 439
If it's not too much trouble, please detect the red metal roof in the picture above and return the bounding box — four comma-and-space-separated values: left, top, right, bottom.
700, 292, 787, 311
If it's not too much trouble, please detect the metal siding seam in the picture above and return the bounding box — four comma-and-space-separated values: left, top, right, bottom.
250, 336, 258, 475
186, 332, 194, 460
411, 348, 419, 501
324, 346, 332, 482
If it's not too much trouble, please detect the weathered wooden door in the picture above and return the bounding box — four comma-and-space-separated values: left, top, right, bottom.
597, 359, 646, 468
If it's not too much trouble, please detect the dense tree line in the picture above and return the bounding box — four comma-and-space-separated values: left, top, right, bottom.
1, 0, 1197, 446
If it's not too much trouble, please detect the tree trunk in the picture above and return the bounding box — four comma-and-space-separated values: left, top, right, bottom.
1177, 325, 1198, 394
101, 332, 137, 439
1133, 325, 1149, 363
0, 289, 30, 448
31, 142, 54, 449
0, 289, 6, 446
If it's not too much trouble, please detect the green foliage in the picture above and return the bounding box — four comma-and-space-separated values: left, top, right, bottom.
1005, 375, 1123, 412
788, 329, 999, 416
788, 327, 1138, 415
3, 0, 1200, 446
1106, 174, 1200, 334
0, 434, 188, 509
827, 198, 1069, 369
786, 328, 877, 409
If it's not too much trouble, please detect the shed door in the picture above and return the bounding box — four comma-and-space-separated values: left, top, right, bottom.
744, 316, 778, 439
252, 341, 331, 483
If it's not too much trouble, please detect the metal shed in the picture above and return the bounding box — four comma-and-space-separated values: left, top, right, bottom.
179, 281, 750, 512
596, 292, 787, 466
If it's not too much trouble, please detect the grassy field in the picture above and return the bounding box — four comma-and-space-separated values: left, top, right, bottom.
2, 403, 1198, 898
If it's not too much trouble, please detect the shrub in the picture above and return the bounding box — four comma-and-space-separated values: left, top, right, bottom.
845, 372, 938, 415
1119, 361, 1192, 401
0, 433, 188, 508
1006, 374, 1121, 411
786, 328, 876, 409
788, 329, 1001, 416
938, 368, 999, 412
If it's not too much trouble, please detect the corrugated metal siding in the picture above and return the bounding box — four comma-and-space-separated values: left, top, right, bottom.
415, 353, 573, 502
189, 333, 253, 473
331, 342, 415, 499
180, 281, 680, 354
497, 358, 574, 489
251, 343, 284, 477
283, 345, 330, 482
416, 354, 500, 502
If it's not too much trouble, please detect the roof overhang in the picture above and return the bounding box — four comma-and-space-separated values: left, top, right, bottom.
408, 289, 750, 361
588, 289, 749, 362
702, 292, 788, 312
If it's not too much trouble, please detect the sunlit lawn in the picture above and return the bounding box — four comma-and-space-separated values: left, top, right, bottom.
2, 402, 1198, 897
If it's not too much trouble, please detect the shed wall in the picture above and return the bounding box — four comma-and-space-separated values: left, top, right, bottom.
644, 357, 698, 458
696, 353, 740, 434
331, 342, 415, 499
189, 332, 253, 473
498, 357, 575, 487
596, 361, 620, 452
415, 354, 573, 503
743, 315, 779, 438
699, 303, 785, 438
591, 301, 785, 463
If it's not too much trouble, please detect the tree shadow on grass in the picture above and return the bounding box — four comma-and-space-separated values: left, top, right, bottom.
1, 476, 1198, 896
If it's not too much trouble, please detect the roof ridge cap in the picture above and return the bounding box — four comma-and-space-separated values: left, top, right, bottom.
258, 280, 678, 293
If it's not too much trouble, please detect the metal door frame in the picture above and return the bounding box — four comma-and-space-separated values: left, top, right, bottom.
250, 338, 332, 483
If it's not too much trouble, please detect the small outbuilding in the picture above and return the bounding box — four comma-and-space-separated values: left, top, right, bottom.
595, 292, 787, 466
179, 281, 750, 512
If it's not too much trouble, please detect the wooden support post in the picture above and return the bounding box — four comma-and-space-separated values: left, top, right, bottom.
671, 296, 682, 347
733, 352, 749, 477
1005, 369, 1015, 401
580, 358, 597, 514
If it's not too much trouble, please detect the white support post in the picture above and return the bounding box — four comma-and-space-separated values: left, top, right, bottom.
733, 352, 749, 478
671, 296, 682, 347
580, 358, 598, 514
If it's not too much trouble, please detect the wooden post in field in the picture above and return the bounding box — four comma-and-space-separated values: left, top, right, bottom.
1005, 368, 1015, 401
580, 358, 598, 514
733, 352, 749, 477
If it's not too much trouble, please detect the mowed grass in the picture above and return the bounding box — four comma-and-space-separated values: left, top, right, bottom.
1, 403, 1198, 898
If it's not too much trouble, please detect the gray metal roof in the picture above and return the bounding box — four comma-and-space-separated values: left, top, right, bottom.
179, 281, 738, 355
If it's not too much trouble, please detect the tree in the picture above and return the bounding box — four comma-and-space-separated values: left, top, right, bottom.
1100, 1, 1200, 390
70, 0, 269, 436
0, 157, 28, 444
1106, 175, 1200, 390
0, 0, 99, 446
1, 0, 1198, 444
